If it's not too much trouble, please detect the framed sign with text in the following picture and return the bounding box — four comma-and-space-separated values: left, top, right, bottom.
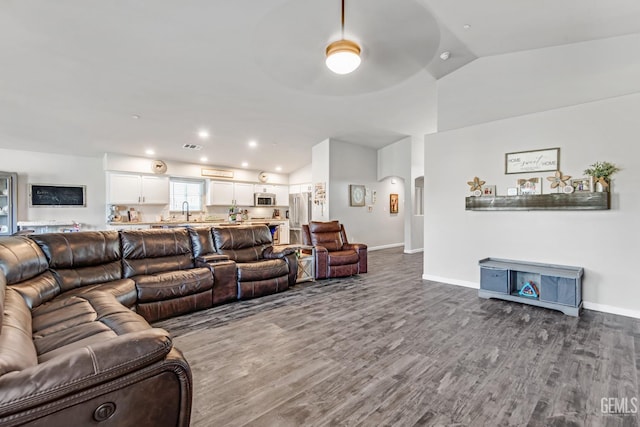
505, 148, 559, 174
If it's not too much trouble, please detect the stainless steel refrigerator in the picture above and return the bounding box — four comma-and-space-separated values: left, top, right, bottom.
289, 191, 311, 244
0, 172, 18, 236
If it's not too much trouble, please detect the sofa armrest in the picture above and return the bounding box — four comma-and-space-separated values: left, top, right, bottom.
263, 245, 296, 259
343, 243, 368, 274
314, 246, 329, 279
0, 328, 172, 417
195, 254, 230, 266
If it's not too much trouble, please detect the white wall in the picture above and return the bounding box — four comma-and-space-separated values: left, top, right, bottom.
424, 93, 640, 317
311, 140, 330, 222
377, 135, 425, 252
0, 148, 105, 229
438, 34, 640, 131
289, 163, 312, 184
329, 140, 404, 248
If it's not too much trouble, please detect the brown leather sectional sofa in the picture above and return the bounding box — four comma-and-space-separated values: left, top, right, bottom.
0, 225, 297, 427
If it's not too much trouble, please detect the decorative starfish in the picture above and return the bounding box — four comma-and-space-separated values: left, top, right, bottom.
546, 170, 571, 188
467, 176, 485, 192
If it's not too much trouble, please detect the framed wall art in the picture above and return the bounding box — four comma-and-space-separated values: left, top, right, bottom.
390, 193, 399, 214
517, 177, 542, 195
482, 185, 496, 196
505, 148, 559, 174
570, 177, 591, 192
349, 185, 365, 207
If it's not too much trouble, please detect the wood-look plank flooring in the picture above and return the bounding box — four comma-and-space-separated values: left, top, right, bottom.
155, 248, 640, 426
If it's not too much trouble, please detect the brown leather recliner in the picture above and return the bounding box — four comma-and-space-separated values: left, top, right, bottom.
301, 221, 367, 279
211, 225, 297, 300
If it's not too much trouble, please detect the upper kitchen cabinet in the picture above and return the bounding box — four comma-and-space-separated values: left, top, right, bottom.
107, 173, 169, 205
254, 184, 289, 206
290, 183, 312, 194
207, 181, 253, 206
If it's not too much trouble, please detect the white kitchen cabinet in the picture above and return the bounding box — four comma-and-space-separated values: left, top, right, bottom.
207, 181, 254, 206
278, 221, 290, 244
273, 186, 289, 207
254, 184, 275, 194
255, 184, 288, 206
234, 183, 254, 206
141, 176, 170, 204
207, 181, 233, 206
108, 173, 169, 205
289, 185, 300, 194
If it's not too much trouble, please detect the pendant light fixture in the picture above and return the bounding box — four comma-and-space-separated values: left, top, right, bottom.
325, 0, 361, 75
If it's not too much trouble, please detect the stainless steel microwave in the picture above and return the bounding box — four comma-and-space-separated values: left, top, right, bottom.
254, 193, 276, 206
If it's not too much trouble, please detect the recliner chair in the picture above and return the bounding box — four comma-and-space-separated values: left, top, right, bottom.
301, 221, 367, 279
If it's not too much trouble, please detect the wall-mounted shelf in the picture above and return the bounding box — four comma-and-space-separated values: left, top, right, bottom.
465, 192, 610, 211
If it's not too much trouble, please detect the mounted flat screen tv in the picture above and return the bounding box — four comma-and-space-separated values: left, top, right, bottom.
29, 184, 86, 207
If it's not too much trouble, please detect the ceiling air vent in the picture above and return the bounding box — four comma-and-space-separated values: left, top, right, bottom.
182, 144, 203, 150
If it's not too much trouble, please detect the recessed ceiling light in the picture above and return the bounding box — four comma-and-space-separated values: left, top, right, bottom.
463, 24, 471, 30
198, 130, 210, 140
200, 157, 208, 162
132, 114, 141, 119
275, 166, 282, 172
145, 149, 155, 155
440, 51, 451, 61
241, 161, 249, 168
248, 140, 257, 148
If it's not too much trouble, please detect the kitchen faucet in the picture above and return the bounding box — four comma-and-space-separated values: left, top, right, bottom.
181, 201, 191, 222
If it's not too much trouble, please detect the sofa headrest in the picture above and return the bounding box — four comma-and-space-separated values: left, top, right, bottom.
120, 228, 192, 259
212, 226, 272, 251
0, 237, 49, 285
188, 227, 215, 258
211, 226, 272, 262
309, 221, 341, 233
30, 231, 121, 268
308, 221, 343, 252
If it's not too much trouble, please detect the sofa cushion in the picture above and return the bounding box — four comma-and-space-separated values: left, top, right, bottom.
31, 292, 153, 363
58, 279, 137, 309
308, 221, 343, 252
236, 259, 289, 282
0, 288, 38, 375
121, 229, 194, 277
327, 250, 359, 266
212, 226, 272, 262
133, 268, 213, 303
0, 237, 49, 285
9, 272, 59, 310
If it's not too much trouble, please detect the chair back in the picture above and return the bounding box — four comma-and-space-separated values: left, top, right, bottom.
303, 221, 344, 252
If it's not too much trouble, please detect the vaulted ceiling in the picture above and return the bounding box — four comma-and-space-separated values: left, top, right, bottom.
1, 0, 639, 173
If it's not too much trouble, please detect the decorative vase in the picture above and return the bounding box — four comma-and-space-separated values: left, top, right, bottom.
595, 181, 604, 192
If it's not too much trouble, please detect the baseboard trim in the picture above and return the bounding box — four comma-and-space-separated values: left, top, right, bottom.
422, 274, 640, 319
583, 302, 640, 319
369, 243, 404, 252
422, 274, 478, 289
404, 248, 424, 254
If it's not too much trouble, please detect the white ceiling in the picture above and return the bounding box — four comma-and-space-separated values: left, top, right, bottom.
1, 0, 639, 174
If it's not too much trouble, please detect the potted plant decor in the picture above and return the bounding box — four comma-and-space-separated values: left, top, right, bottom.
583, 161, 620, 192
